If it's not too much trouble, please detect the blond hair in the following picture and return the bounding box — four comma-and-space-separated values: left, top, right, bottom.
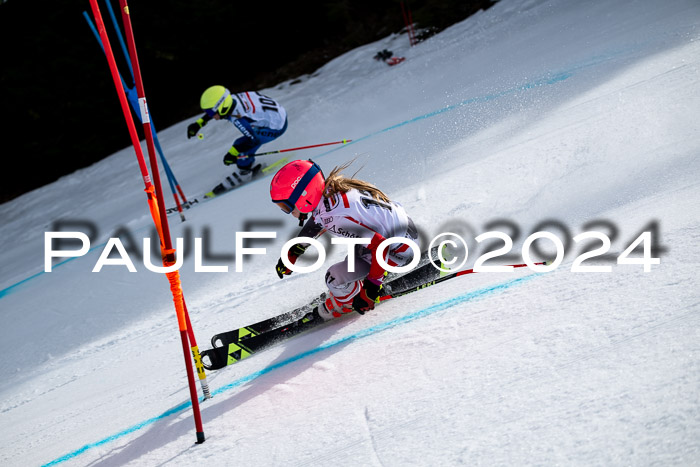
324, 160, 390, 203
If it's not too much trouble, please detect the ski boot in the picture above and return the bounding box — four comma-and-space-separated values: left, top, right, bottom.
317, 293, 355, 320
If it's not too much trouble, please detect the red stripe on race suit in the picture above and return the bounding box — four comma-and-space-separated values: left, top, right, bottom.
345, 215, 376, 233
245, 92, 256, 113
335, 280, 361, 304
393, 243, 410, 254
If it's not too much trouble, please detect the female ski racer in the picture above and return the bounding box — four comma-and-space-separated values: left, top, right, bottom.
269, 159, 420, 320
187, 85, 288, 185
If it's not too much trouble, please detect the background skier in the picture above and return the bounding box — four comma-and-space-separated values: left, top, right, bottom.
187, 85, 288, 190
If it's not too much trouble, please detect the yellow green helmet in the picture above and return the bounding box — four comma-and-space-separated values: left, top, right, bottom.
200, 85, 234, 117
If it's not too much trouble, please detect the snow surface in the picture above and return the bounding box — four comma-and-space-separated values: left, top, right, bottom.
1, 0, 700, 465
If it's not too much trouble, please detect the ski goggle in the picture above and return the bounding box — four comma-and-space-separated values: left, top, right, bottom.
271, 161, 323, 215
274, 200, 295, 214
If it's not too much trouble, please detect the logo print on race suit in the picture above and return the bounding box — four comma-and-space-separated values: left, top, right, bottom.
323, 194, 340, 212
328, 225, 360, 238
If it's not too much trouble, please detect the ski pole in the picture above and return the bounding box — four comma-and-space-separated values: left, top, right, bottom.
239, 139, 352, 157
380, 261, 551, 301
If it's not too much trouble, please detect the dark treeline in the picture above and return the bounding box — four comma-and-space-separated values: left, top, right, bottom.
0, 0, 495, 202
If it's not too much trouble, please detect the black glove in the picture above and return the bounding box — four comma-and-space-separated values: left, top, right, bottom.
187, 122, 200, 139
223, 147, 240, 166
275, 244, 308, 279
352, 278, 382, 315
223, 153, 238, 166
275, 257, 291, 278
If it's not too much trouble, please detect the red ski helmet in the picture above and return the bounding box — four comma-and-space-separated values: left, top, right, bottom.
270, 159, 325, 214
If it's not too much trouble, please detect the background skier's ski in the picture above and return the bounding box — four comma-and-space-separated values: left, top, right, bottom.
165, 158, 288, 213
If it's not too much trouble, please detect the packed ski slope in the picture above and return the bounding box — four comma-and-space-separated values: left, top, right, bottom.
1, 0, 699, 465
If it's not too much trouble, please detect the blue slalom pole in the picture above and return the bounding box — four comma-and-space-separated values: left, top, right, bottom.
103, 0, 135, 85
84, 8, 191, 215
102, 1, 182, 199
100, 2, 189, 209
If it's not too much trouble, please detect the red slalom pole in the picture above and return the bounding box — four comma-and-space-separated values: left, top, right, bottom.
88, 0, 151, 189
88, 0, 205, 444
407, 7, 417, 46
118, 2, 171, 247
118, 0, 207, 442
118, 0, 210, 401
400, 2, 417, 46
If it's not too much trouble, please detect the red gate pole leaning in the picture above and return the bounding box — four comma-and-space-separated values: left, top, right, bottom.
117, 0, 211, 402
87, 0, 205, 444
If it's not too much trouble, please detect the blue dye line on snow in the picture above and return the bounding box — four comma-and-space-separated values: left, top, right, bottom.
0, 244, 107, 300
325, 70, 574, 149
0, 228, 149, 300
0, 66, 577, 301
42, 273, 537, 466
7, 45, 633, 301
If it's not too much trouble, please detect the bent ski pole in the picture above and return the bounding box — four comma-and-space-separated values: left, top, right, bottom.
380, 261, 551, 301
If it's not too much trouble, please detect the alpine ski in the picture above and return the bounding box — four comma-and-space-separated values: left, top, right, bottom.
207, 246, 446, 348
165, 158, 288, 214
203, 158, 288, 199
199, 259, 550, 371
208, 292, 328, 348
201, 307, 327, 370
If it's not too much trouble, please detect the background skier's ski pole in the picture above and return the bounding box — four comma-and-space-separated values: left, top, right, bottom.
242, 139, 352, 156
